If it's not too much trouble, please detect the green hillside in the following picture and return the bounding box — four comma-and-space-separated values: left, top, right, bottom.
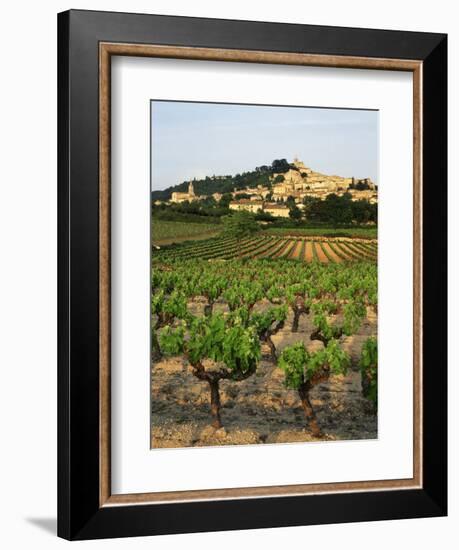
151, 159, 292, 200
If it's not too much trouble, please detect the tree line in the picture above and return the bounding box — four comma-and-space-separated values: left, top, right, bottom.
152, 193, 377, 228
286, 193, 377, 225
151, 159, 296, 201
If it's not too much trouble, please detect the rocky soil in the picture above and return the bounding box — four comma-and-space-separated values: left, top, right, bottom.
151, 305, 377, 449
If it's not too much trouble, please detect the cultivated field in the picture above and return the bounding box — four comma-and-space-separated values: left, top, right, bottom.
152, 220, 221, 246
151, 248, 378, 448
265, 226, 377, 240
154, 233, 377, 263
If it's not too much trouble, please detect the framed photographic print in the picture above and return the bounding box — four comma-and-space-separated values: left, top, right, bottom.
57, 9, 447, 540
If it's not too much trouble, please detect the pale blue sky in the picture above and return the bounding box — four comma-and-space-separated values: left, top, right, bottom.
151, 101, 378, 190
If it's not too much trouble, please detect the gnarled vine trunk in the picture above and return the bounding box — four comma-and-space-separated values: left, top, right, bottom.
189, 362, 225, 429
310, 327, 342, 346
298, 382, 322, 437
189, 358, 257, 429
291, 297, 309, 333
265, 336, 277, 362
262, 319, 285, 362
151, 331, 162, 362
208, 378, 222, 429
291, 307, 302, 332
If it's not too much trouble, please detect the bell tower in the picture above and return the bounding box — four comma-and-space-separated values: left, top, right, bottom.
188, 181, 195, 196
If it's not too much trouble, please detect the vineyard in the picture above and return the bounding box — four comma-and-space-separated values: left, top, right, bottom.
153, 233, 377, 263
151, 243, 378, 448
265, 226, 377, 240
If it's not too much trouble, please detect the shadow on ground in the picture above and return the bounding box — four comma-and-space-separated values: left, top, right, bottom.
25, 517, 56, 536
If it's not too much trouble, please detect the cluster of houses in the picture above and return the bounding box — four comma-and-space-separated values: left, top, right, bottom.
165, 158, 378, 218
228, 199, 291, 218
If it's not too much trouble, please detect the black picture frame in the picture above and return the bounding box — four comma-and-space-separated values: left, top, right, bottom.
58, 9, 447, 540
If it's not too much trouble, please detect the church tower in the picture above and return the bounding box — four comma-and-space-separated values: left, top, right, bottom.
188, 181, 195, 197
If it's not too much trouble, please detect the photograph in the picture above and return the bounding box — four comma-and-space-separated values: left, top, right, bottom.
150, 101, 379, 448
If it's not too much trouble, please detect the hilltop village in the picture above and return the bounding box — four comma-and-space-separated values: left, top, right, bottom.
157, 158, 377, 218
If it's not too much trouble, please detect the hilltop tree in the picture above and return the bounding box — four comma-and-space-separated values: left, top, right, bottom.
221, 211, 259, 237
255, 210, 275, 222
286, 195, 296, 208
271, 159, 291, 173
255, 164, 270, 172
289, 205, 302, 222
199, 196, 217, 208
218, 193, 233, 208
351, 199, 377, 224
349, 180, 371, 190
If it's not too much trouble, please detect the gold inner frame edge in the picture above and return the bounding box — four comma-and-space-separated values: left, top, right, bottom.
99, 42, 423, 507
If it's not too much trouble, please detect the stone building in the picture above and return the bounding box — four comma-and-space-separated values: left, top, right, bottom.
229, 199, 264, 213
167, 158, 377, 208
171, 181, 196, 203
263, 203, 290, 218
271, 158, 375, 201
